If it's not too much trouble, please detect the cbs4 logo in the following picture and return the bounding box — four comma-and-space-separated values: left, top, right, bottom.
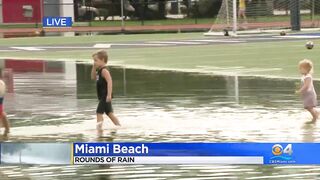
272, 144, 293, 156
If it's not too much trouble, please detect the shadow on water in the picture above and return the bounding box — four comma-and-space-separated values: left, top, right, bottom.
0, 59, 319, 179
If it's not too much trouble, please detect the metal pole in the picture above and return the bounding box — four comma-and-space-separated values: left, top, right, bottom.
89, 0, 92, 27
195, 1, 198, 24
312, 0, 315, 26
39, 0, 44, 28
290, 0, 301, 31
121, 0, 125, 32
226, 0, 230, 26
141, 1, 145, 26
232, 0, 237, 35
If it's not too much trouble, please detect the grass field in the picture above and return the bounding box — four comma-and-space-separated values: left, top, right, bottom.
0, 33, 202, 45
0, 33, 320, 79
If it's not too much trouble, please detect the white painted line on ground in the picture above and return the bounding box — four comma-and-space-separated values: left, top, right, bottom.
12, 46, 97, 50
112, 43, 171, 46
274, 35, 320, 39
232, 68, 282, 73
11, 47, 45, 51
93, 44, 112, 48
242, 37, 282, 40
38, 46, 97, 49
148, 41, 206, 45
0, 50, 21, 52
186, 39, 245, 43
10, 43, 171, 51
94, 43, 173, 47
197, 66, 245, 70
196, 66, 282, 74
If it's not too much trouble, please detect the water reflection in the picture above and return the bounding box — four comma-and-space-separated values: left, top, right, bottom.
77, 63, 302, 108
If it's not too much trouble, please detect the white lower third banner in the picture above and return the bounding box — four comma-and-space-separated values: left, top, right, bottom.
73, 156, 264, 165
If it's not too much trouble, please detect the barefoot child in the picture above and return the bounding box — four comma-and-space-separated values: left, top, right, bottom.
296, 59, 318, 124
0, 80, 10, 136
91, 50, 121, 130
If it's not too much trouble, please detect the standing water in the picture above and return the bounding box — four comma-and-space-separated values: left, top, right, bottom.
0, 59, 319, 179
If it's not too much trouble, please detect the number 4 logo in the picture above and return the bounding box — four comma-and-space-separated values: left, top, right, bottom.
283, 144, 293, 155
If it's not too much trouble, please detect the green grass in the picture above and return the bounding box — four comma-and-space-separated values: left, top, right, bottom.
0, 24, 41, 29
0, 33, 319, 79
0, 33, 202, 46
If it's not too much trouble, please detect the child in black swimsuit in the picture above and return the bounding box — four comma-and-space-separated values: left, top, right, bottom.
91, 50, 121, 130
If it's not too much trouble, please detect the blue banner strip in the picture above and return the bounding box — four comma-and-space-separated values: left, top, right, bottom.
73, 143, 320, 165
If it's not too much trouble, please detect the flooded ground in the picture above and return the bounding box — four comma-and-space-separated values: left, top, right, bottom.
0, 59, 319, 179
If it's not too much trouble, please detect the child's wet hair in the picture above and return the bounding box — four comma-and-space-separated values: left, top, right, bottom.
92, 50, 108, 63
299, 59, 313, 73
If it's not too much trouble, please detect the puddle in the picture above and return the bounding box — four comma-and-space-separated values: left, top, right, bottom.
0, 59, 318, 179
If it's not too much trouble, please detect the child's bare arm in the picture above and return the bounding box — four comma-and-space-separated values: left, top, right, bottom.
102, 69, 112, 102
298, 77, 311, 93
91, 65, 96, 80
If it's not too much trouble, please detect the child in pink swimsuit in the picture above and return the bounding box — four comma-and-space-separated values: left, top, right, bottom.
296, 59, 318, 124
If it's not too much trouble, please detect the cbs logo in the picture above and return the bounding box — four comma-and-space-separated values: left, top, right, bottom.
272, 144, 293, 156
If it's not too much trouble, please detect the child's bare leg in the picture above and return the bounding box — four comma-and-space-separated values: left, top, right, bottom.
238, 11, 247, 28
238, 11, 243, 23
241, 13, 248, 26
311, 108, 319, 121
309, 108, 318, 121
107, 112, 121, 126
97, 128, 103, 137
306, 108, 318, 124
1, 112, 9, 135
96, 113, 104, 130
243, 13, 248, 24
